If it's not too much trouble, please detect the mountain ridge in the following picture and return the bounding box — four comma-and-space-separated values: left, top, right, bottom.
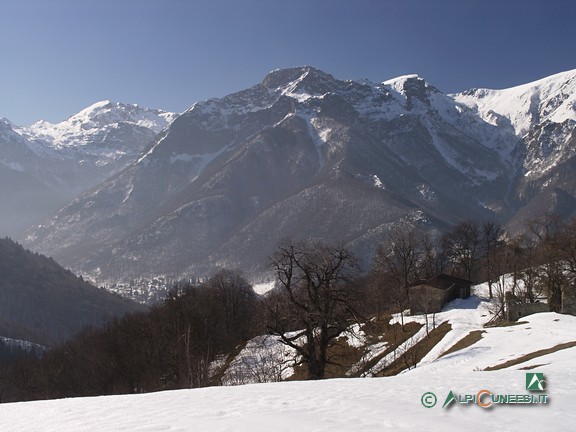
19, 66, 576, 286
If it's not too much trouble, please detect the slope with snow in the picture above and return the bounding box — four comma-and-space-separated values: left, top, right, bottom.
454, 70, 576, 138
14, 100, 178, 182
1, 286, 574, 431
456, 69, 576, 229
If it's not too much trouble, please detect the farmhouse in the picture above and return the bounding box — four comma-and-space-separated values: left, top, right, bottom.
408, 274, 471, 314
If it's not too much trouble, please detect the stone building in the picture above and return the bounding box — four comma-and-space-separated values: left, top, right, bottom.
408, 274, 471, 314
504, 283, 576, 321
504, 292, 550, 321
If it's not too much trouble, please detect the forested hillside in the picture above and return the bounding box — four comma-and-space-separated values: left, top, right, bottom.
0, 270, 260, 401
0, 238, 143, 346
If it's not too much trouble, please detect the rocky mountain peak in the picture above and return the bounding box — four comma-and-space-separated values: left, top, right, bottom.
262, 66, 339, 95
0, 117, 14, 129
0, 101, 179, 237
454, 69, 576, 138
382, 74, 440, 109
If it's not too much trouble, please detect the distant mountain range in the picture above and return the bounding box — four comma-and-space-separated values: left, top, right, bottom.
6, 66, 575, 286
0, 102, 176, 236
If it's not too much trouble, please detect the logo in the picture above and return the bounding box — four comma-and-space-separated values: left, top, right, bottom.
421, 392, 437, 408
423, 373, 549, 410
526, 373, 546, 391
442, 390, 456, 409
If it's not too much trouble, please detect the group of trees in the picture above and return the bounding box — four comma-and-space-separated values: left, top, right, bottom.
367, 214, 576, 320
523, 214, 576, 311
0, 269, 260, 402
365, 220, 503, 326
1, 214, 576, 401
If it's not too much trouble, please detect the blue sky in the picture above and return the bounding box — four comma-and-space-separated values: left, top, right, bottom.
1, 0, 575, 126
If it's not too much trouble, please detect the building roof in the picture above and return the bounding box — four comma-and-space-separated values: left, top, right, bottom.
409, 273, 472, 290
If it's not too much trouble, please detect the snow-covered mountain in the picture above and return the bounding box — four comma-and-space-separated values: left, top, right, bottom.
22, 100, 176, 150
0, 102, 177, 236
452, 71, 576, 228
22, 67, 576, 284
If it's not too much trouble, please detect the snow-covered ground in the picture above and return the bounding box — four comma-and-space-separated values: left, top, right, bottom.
1, 283, 575, 431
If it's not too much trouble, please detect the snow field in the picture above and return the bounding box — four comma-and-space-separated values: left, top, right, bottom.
1, 349, 574, 431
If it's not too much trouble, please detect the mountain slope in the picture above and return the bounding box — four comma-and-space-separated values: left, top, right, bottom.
22, 67, 576, 284
0, 118, 71, 237
0, 102, 177, 236
0, 238, 143, 346
452, 70, 576, 228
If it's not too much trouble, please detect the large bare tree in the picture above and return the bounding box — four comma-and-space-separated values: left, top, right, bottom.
267, 241, 360, 380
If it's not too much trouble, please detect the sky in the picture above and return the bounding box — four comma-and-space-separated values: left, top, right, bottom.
1, 0, 575, 126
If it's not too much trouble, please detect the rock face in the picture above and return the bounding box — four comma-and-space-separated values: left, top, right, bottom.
0, 102, 177, 236
21, 66, 576, 283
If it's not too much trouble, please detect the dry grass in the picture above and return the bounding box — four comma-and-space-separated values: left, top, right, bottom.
289, 317, 426, 379
324, 338, 365, 378
363, 318, 423, 348
349, 319, 422, 378
287, 335, 367, 380
518, 363, 549, 370
378, 321, 453, 377
439, 330, 485, 358
484, 341, 576, 371
484, 320, 528, 328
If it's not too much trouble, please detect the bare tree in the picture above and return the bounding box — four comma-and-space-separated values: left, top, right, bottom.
528, 214, 566, 312
400, 333, 422, 371
560, 218, 576, 277
486, 245, 514, 321
420, 232, 445, 277
546, 217, 576, 292
371, 225, 430, 328
442, 220, 481, 282
375, 225, 422, 288
481, 221, 504, 299
267, 241, 361, 380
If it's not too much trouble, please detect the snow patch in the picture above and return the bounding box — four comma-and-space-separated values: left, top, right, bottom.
371, 174, 384, 189
221, 335, 298, 385
252, 281, 275, 295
